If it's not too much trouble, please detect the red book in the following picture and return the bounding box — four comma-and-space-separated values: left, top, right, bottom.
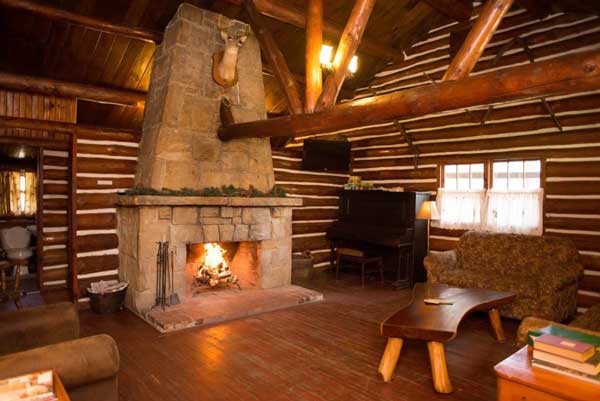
533, 333, 595, 362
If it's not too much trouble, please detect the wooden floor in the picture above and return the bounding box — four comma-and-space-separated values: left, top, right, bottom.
80, 272, 519, 401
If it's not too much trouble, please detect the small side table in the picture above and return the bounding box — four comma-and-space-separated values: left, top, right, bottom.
335, 248, 384, 288
494, 346, 600, 401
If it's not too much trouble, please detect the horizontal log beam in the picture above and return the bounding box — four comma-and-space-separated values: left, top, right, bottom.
221, 0, 402, 62
0, 0, 161, 42
0, 71, 146, 107
0, 116, 141, 142
218, 49, 600, 140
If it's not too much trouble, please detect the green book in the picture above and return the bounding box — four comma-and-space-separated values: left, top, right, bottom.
527, 325, 600, 348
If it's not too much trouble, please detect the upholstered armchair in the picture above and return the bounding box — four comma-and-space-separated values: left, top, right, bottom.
0, 303, 120, 401
424, 231, 583, 321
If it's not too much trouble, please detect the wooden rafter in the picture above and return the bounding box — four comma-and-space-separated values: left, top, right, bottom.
443, 0, 515, 81
0, 71, 146, 107
316, 0, 376, 111
421, 0, 473, 21
222, 0, 402, 62
243, 0, 303, 115
0, 0, 161, 43
305, 0, 323, 113
218, 49, 600, 140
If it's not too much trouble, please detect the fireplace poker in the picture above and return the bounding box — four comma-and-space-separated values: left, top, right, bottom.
169, 250, 180, 305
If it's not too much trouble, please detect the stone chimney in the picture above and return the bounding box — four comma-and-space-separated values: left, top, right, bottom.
135, 4, 275, 192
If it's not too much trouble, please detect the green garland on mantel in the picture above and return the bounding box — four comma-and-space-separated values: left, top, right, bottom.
120, 185, 287, 198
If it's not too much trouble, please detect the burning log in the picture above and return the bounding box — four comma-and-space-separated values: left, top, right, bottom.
195, 243, 240, 290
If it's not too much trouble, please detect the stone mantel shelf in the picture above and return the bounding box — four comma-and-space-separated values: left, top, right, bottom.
117, 195, 303, 207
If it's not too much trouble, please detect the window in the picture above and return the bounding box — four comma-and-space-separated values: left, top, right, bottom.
443, 163, 484, 190
492, 160, 541, 191
437, 163, 486, 230
436, 160, 543, 235
19, 173, 26, 213
486, 160, 543, 235
0, 170, 37, 216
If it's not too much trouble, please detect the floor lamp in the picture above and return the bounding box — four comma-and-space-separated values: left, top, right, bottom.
417, 201, 440, 254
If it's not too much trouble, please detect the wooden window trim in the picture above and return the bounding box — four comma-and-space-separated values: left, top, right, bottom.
441, 158, 546, 190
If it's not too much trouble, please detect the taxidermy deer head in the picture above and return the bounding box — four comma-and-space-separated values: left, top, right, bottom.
213, 28, 249, 88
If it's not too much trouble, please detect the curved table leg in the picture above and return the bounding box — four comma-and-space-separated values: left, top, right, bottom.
489, 308, 506, 343
427, 341, 453, 394
378, 337, 403, 382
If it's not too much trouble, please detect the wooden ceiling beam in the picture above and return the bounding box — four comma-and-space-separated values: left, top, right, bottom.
244, 0, 303, 115
221, 0, 402, 62
305, 0, 323, 113
0, 116, 141, 141
0, 71, 146, 107
316, 0, 375, 110
0, 0, 161, 43
443, 0, 515, 81
218, 49, 600, 140
420, 0, 473, 21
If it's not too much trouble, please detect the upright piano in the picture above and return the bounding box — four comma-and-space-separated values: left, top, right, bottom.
326, 190, 430, 288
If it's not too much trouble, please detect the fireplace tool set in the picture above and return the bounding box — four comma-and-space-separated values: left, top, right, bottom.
154, 241, 180, 309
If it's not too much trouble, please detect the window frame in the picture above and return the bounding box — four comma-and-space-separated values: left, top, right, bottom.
438, 158, 546, 234
440, 160, 489, 190
440, 158, 545, 192
489, 157, 546, 192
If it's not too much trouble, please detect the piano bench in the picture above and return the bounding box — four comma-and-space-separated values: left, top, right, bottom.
335, 250, 384, 288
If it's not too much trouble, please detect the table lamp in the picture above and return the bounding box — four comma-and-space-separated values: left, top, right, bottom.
417, 201, 440, 254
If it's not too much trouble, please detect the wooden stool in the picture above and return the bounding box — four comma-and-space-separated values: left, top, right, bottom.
0, 258, 27, 308
335, 248, 384, 288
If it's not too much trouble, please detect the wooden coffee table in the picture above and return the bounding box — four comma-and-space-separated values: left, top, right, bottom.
378, 283, 516, 393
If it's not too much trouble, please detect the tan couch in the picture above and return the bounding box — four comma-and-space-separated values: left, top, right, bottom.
0, 303, 119, 401
424, 231, 583, 321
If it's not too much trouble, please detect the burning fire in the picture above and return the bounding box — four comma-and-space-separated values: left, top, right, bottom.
203, 243, 228, 269
196, 243, 239, 289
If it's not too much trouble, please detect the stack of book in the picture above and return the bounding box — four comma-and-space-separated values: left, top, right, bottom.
529, 326, 600, 385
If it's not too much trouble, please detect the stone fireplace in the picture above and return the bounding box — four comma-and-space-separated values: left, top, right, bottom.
117, 5, 321, 332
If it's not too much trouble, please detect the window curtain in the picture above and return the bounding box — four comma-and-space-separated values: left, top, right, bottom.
1, 171, 37, 216
484, 188, 544, 235
0, 172, 9, 215
8, 171, 20, 215
434, 188, 486, 230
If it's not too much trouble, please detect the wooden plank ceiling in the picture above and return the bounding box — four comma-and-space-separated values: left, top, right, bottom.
0, 0, 450, 129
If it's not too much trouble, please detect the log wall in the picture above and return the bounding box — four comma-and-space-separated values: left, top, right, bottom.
73, 128, 140, 300
307, 7, 600, 312
0, 89, 75, 290
0, 89, 139, 301
272, 149, 347, 268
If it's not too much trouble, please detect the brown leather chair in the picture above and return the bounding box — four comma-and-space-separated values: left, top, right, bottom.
0, 303, 119, 401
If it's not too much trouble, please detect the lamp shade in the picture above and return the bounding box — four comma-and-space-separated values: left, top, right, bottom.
417, 201, 440, 220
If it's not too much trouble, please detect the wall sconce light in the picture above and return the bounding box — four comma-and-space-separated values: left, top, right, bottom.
320, 44, 358, 75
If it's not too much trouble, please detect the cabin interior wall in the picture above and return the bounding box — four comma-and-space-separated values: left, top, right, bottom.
343, 8, 600, 312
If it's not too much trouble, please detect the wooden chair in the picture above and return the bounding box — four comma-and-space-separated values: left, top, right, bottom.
0, 259, 26, 308
335, 248, 384, 288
